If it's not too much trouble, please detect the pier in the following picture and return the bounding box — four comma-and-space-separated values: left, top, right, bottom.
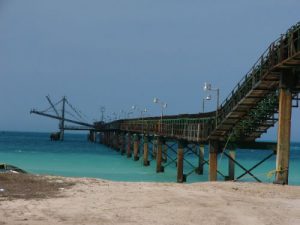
31, 22, 300, 185
99, 22, 300, 185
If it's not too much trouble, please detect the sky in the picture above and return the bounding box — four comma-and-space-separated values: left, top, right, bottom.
0, 0, 299, 141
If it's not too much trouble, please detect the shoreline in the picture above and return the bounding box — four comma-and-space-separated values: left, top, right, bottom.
1, 174, 300, 225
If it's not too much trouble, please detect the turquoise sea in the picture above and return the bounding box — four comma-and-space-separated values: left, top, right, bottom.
0, 131, 299, 185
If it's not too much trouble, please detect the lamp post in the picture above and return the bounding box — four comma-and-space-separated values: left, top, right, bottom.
202, 95, 211, 113
132, 105, 147, 133
204, 82, 220, 127
100, 106, 105, 122
153, 97, 167, 133
132, 105, 147, 118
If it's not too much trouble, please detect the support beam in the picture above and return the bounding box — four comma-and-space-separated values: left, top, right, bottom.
177, 140, 186, 183
162, 141, 167, 163
143, 136, 150, 166
228, 148, 236, 181
112, 133, 116, 149
115, 133, 120, 151
156, 137, 164, 173
133, 134, 140, 161
196, 144, 205, 175
127, 133, 132, 158
107, 132, 110, 147
152, 139, 157, 159
275, 73, 293, 185
209, 141, 218, 181
121, 133, 126, 155
109, 132, 113, 148
88, 130, 96, 142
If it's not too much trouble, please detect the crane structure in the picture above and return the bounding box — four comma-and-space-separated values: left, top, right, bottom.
30, 96, 95, 141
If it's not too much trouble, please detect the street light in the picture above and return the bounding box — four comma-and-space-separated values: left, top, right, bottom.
153, 97, 167, 133
202, 95, 211, 113
201, 95, 211, 139
100, 106, 105, 121
132, 105, 148, 133
203, 82, 220, 127
132, 105, 147, 118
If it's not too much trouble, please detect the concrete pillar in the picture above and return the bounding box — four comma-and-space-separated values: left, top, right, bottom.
177, 140, 186, 183
228, 149, 236, 181
143, 136, 150, 166
209, 141, 218, 181
127, 133, 132, 158
133, 134, 140, 161
275, 73, 293, 185
196, 144, 205, 175
156, 137, 164, 172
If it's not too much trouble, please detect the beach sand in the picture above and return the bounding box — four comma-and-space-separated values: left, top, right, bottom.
1, 174, 300, 225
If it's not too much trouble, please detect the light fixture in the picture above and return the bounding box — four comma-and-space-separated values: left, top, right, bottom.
153, 97, 167, 133
203, 82, 220, 127
203, 82, 212, 91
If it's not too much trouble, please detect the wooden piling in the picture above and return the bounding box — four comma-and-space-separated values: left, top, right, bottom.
107, 132, 110, 146
275, 73, 293, 185
162, 141, 167, 163
177, 140, 186, 183
115, 133, 120, 151
152, 139, 157, 159
228, 148, 236, 180
143, 136, 150, 166
209, 141, 218, 181
156, 137, 164, 172
196, 144, 205, 175
127, 133, 132, 158
133, 134, 140, 161
121, 133, 126, 155
112, 133, 116, 149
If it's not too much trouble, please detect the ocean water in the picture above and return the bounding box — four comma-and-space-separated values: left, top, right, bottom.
0, 131, 299, 185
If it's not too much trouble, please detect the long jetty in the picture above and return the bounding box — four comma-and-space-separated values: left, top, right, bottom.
94, 22, 300, 185
29, 22, 300, 184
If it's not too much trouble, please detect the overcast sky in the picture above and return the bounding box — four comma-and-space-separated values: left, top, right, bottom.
0, 0, 299, 140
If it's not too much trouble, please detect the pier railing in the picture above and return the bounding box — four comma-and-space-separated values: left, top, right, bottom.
212, 22, 300, 140
219, 22, 300, 120
105, 116, 215, 142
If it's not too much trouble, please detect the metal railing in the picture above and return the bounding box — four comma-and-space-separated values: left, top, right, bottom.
216, 22, 300, 129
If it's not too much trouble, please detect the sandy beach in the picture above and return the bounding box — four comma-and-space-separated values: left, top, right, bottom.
1, 174, 300, 225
